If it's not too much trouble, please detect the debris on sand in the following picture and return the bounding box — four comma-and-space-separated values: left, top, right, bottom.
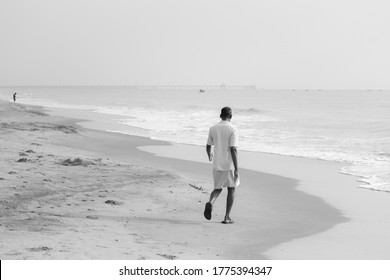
105, 200, 121, 206
189, 183, 203, 191
59, 158, 95, 167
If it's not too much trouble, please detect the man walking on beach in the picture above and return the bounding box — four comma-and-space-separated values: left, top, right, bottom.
204, 107, 239, 224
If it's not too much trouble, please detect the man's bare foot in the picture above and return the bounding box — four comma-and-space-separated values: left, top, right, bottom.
221, 218, 234, 224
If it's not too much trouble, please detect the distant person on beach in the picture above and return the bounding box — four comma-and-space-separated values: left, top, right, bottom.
13, 93, 17, 102
204, 107, 239, 224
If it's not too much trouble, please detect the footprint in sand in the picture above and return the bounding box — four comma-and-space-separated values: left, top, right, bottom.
60, 158, 95, 166
5, 252, 21, 257
157, 253, 177, 260
28, 246, 52, 252
86, 215, 99, 220
30, 143, 42, 146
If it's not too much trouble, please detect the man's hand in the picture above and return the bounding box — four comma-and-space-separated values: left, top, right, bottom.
230, 146, 238, 179
206, 145, 213, 162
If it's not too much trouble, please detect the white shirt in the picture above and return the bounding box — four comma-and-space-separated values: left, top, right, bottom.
207, 120, 238, 171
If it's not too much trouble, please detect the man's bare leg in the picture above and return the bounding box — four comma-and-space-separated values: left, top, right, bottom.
204, 189, 222, 220
209, 189, 222, 204
222, 187, 235, 224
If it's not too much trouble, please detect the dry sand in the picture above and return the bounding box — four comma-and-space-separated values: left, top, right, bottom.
0, 102, 214, 259
1, 100, 390, 260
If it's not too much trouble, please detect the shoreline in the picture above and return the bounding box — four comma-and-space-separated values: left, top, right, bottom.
45, 105, 350, 259
58, 128, 347, 258
2, 100, 390, 259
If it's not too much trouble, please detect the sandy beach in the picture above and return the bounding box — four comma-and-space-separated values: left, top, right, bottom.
1, 100, 390, 260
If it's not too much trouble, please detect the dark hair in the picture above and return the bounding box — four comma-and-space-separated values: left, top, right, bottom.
220, 107, 232, 119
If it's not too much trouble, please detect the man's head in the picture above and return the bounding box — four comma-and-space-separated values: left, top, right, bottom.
220, 107, 232, 120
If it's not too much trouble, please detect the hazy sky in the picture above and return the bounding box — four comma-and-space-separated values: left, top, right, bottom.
0, 0, 389, 89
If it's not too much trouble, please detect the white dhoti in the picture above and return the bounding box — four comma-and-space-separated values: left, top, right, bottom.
213, 169, 240, 189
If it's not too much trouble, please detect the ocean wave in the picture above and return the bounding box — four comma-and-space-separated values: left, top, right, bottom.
235, 107, 267, 114
340, 162, 390, 192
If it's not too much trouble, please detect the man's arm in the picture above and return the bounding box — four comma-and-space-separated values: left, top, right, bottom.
206, 144, 213, 161
230, 146, 238, 177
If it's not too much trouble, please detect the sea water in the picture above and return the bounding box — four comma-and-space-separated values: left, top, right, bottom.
1, 86, 389, 192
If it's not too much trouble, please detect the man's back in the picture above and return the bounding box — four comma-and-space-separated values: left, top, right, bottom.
204, 107, 239, 223
207, 120, 238, 171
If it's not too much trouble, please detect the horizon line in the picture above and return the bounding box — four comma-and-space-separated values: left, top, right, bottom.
0, 85, 388, 91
